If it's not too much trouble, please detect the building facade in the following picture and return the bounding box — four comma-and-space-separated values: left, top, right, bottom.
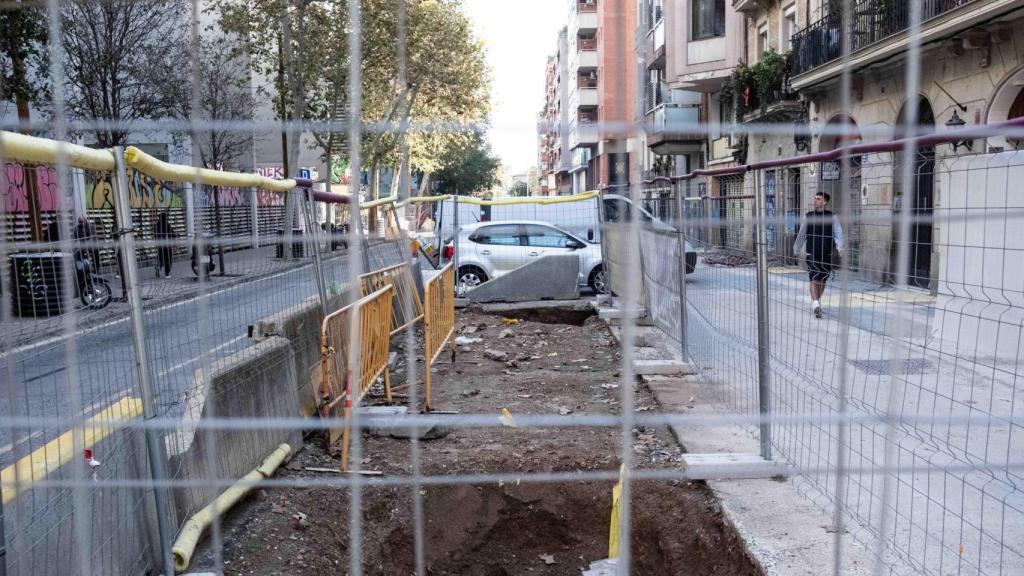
559, 0, 639, 194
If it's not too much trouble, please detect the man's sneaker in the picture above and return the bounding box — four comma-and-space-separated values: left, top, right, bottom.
814, 304, 823, 319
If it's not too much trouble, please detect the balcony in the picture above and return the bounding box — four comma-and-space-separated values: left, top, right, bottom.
576, 1, 599, 30
645, 18, 666, 69
644, 82, 667, 115
571, 116, 599, 150
578, 37, 597, 51
790, 0, 983, 88
646, 104, 703, 155
578, 48, 599, 68
740, 74, 802, 122
733, 0, 767, 12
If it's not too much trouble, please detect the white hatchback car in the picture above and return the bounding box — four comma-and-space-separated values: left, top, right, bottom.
448, 221, 607, 293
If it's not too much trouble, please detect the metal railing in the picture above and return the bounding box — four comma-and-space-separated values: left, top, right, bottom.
320, 284, 395, 470
790, 0, 976, 76
422, 264, 455, 412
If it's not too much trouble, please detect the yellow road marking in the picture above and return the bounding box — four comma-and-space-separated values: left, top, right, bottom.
1, 396, 143, 505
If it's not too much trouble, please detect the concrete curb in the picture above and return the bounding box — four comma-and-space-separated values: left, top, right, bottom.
600, 319, 875, 576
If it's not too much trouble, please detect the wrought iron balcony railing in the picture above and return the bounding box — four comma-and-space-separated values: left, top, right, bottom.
790, 0, 974, 76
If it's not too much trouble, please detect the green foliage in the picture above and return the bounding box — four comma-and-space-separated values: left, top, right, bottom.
509, 181, 528, 197
720, 50, 791, 119
433, 132, 501, 195
0, 6, 48, 117
210, 0, 492, 177
752, 50, 786, 112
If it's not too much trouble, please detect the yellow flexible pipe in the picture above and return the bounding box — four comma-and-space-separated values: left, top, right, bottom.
124, 146, 296, 192
0, 130, 116, 171
171, 443, 292, 573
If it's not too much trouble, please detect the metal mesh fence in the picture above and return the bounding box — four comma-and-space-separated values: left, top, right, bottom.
2, 0, 1024, 575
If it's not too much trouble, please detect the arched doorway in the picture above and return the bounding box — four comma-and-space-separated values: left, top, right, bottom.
817, 115, 862, 270
986, 66, 1024, 150
894, 96, 935, 289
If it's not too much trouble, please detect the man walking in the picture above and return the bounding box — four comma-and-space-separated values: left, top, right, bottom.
794, 192, 844, 318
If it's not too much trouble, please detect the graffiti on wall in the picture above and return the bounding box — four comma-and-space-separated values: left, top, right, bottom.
86, 171, 186, 210
256, 166, 286, 207
198, 186, 249, 208
3, 162, 64, 213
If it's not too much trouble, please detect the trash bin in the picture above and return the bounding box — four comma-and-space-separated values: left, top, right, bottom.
275, 228, 305, 259
10, 252, 71, 317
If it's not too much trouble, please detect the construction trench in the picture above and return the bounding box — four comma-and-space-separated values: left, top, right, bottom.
192, 305, 763, 575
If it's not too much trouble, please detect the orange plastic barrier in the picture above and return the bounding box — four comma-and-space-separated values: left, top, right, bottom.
319, 285, 395, 470
422, 264, 456, 410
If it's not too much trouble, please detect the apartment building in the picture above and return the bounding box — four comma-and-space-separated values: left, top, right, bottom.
637, 0, 746, 242
563, 0, 638, 194
538, 28, 573, 196
737, 0, 1024, 288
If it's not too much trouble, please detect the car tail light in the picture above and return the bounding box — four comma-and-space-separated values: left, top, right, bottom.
443, 245, 454, 260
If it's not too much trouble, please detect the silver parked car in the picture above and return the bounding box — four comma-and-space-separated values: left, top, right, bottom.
446, 221, 607, 293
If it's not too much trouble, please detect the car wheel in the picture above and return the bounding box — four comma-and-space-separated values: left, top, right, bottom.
458, 266, 488, 288
589, 266, 608, 294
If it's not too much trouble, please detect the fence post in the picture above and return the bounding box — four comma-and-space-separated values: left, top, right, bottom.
674, 186, 688, 355
452, 194, 460, 295
250, 187, 260, 251
184, 182, 196, 237
301, 188, 330, 317
111, 147, 175, 576
753, 168, 773, 461
596, 194, 614, 299
0, 487, 6, 576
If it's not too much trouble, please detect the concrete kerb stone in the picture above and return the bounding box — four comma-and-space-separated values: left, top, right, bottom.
464, 254, 580, 303
598, 319, 875, 576
633, 359, 696, 376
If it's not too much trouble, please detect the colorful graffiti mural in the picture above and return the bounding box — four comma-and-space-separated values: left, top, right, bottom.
3, 162, 64, 213
86, 171, 185, 210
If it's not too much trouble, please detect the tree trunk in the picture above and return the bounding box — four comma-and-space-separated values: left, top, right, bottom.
14, 52, 44, 243
368, 163, 380, 234
214, 186, 226, 275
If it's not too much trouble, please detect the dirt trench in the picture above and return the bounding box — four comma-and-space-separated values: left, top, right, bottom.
193, 307, 762, 576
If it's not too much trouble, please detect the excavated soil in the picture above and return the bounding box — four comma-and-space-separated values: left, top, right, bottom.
192, 307, 762, 576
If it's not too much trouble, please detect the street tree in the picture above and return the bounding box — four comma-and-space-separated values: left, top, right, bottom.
1, 3, 49, 240
210, 0, 490, 191
509, 181, 528, 197
433, 133, 500, 195
0, 3, 48, 128
60, 0, 192, 148
195, 36, 257, 274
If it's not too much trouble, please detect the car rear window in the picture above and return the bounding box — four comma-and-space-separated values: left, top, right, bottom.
470, 225, 521, 246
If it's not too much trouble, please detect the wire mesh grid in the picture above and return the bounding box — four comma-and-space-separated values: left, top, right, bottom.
2, 0, 1024, 575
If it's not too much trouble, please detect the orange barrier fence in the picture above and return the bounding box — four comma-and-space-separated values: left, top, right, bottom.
319, 285, 395, 470
423, 264, 456, 411
358, 262, 423, 336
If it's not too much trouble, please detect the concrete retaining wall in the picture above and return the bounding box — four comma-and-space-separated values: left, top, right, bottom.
168, 336, 302, 523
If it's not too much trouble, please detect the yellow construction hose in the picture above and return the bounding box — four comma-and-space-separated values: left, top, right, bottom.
171, 443, 292, 573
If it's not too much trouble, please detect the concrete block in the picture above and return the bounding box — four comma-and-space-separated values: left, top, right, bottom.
465, 254, 580, 303
168, 336, 301, 523
633, 359, 696, 376
681, 452, 792, 480
597, 307, 646, 320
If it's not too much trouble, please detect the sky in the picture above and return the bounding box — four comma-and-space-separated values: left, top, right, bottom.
463, 0, 568, 175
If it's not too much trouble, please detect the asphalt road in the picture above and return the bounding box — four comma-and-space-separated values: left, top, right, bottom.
0, 242, 409, 575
